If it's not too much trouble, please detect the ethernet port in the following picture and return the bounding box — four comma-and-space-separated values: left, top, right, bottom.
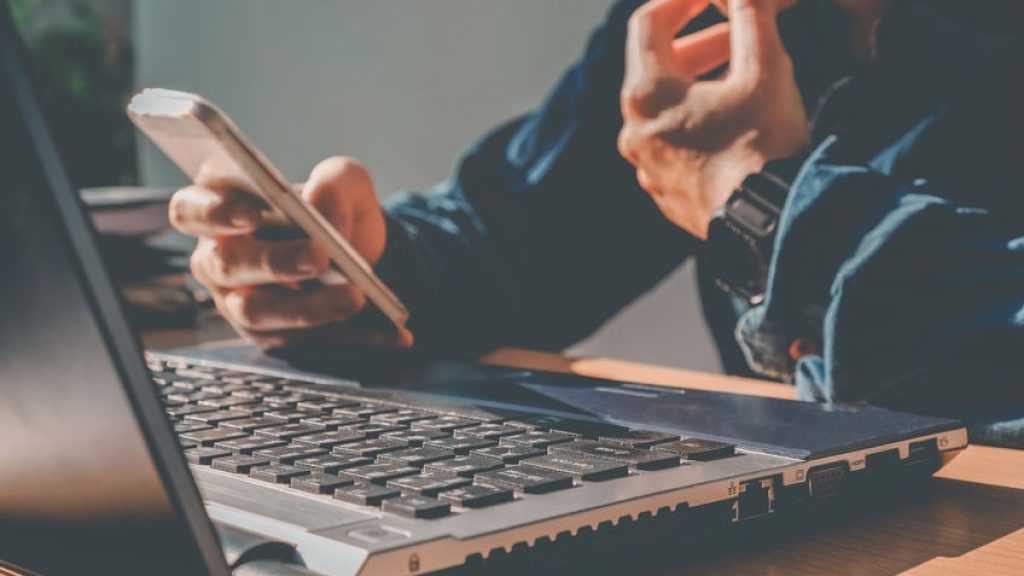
731, 477, 775, 522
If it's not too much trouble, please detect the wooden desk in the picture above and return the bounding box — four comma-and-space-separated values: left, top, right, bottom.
146, 325, 1024, 576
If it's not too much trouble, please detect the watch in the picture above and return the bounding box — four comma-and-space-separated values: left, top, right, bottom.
706, 156, 806, 305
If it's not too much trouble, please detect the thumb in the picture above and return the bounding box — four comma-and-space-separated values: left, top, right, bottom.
301, 156, 386, 265
727, 0, 785, 82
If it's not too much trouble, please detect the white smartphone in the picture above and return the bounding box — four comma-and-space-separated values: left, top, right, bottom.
127, 88, 409, 329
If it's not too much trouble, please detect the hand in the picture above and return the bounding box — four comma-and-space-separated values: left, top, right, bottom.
618, 0, 810, 239
169, 156, 414, 349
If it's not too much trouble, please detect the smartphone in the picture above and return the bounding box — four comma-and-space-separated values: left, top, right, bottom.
127, 88, 409, 328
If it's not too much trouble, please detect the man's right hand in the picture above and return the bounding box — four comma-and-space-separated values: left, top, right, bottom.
169, 156, 414, 350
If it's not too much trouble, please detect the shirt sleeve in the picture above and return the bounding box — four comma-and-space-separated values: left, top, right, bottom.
737, 138, 1024, 446
372, 0, 712, 355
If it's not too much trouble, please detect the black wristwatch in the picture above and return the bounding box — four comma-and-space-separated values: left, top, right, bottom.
706, 156, 806, 305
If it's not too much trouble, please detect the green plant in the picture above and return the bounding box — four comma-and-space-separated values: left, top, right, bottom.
12, 0, 136, 187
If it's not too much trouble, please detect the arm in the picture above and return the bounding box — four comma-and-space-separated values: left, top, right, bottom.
375, 0, 716, 354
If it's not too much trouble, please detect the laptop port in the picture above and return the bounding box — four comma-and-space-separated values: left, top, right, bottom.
807, 462, 848, 499
731, 477, 775, 522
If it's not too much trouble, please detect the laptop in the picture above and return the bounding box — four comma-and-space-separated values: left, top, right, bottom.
0, 5, 968, 575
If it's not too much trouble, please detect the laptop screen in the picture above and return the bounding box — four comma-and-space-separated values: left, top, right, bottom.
0, 5, 225, 575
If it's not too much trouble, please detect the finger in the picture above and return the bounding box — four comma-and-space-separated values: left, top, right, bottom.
247, 322, 415, 351
301, 156, 384, 262
222, 283, 366, 332
727, 0, 784, 80
627, 0, 712, 71
169, 185, 263, 237
623, 0, 711, 117
672, 21, 731, 78
191, 236, 329, 288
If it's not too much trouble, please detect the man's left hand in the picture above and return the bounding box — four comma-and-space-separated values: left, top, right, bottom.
618, 0, 809, 239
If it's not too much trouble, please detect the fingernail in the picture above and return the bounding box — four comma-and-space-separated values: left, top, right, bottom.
230, 212, 251, 228
295, 249, 317, 275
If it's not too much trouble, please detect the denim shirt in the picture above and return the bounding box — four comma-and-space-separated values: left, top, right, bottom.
374, 1, 1024, 446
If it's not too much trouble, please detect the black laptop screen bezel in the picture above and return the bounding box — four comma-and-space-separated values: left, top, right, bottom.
0, 4, 229, 574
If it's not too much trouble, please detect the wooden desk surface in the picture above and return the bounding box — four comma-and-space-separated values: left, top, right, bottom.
146, 323, 1024, 576
481, 348, 1024, 576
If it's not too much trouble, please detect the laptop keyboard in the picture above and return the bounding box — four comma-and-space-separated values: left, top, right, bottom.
150, 358, 737, 520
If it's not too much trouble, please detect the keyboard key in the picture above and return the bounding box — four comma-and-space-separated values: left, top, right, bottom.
179, 438, 198, 450
264, 394, 323, 410
438, 484, 514, 508
166, 404, 218, 418
211, 454, 271, 474
184, 446, 232, 465
470, 444, 545, 464
657, 438, 736, 461
254, 423, 326, 440
299, 416, 364, 430
197, 396, 257, 409
343, 463, 420, 485
180, 428, 247, 447
475, 465, 574, 494
292, 430, 367, 449
249, 380, 283, 391
370, 410, 437, 426
381, 428, 449, 446
506, 415, 628, 438
381, 495, 451, 519
422, 456, 504, 478
184, 410, 251, 426
549, 440, 679, 470
200, 381, 249, 395
521, 453, 629, 481
295, 400, 348, 413
455, 424, 527, 439
250, 464, 312, 484
219, 416, 282, 433
423, 436, 497, 455
290, 472, 356, 494
387, 473, 471, 497
334, 484, 400, 506
336, 422, 405, 438
263, 410, 312, 424
254, 445, 328, 464
295, 454, 372, 474
410, 416, 480, 433
174, 422, 213, 434
228, 388, 272, 400
214, 436, 288, 455
499, 431, 576, 448
332, 438, 409, 458
333, 403, 398, 418
599, 430, 679, 448
376, 446, 455, 467
166, 376, 212, 390
223, 405, 265, 418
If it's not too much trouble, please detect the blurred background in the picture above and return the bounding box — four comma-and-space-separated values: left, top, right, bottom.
13, 0, 720, 372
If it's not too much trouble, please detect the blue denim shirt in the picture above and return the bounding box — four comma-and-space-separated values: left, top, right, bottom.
374, 1, 1024, 446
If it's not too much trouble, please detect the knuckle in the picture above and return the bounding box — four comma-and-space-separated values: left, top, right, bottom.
227, 292, 259, 329
622, 76, 683, 119
617, 128, 639, 165
313, 156, 370, 187
337, 284, 367, 315
210, 239, 241, 283
627, 4, 655, 35
168, 192, 191, 230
